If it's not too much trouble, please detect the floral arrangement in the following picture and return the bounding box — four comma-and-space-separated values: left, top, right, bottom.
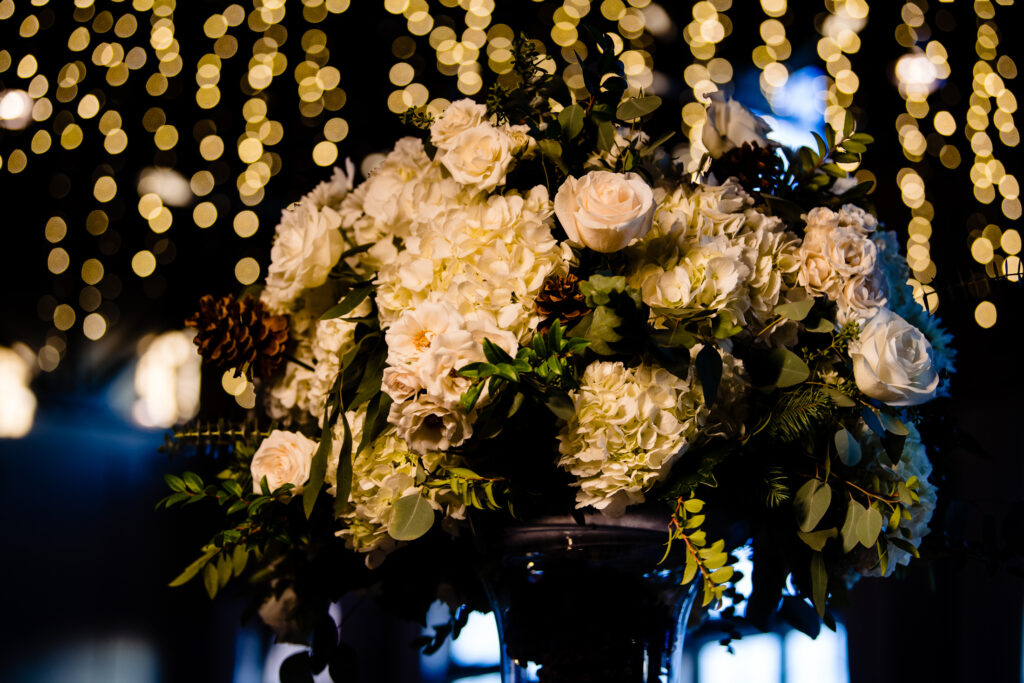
165, 35, 954, 674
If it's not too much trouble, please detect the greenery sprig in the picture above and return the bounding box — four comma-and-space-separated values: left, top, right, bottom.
661, 494, 733, 608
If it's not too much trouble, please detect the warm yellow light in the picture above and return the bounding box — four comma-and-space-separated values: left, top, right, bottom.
234, 257, 260, 285
974, 300, 997, 328
132, 250, 157, 277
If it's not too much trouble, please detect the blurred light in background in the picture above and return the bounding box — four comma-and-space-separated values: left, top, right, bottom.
0, 344, 37, 438
0, 89, 33, 130
699, 633, 782, 683
895, 51, 940, 99
5, 638, 159, 683
785, 625, 850, 683
137, 166, 194, 207
450, 611, 500, 668
761, 66, 827, 151
132, 330, 201, 429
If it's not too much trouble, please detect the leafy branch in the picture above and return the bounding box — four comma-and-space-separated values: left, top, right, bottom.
661, 495, 733, 608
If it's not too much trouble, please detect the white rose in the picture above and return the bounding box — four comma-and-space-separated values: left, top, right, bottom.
382, 365, 421, 402
825, 227, 877, 278
430, 99, 488, 150
388, 396, 472, 453
439, 123, 514, 191
261, 200, 344, 313
837, 273, 888, 325
250, 429, 317, 493
554, 171, 655, 253
702, 98, 773, 158
848, 308, 939, 406
385, 301, 464, 365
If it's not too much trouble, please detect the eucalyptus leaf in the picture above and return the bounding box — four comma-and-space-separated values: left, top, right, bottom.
834, 427, 862, 466
878, 411, 910, 436
597, 120, 617, 153
616, 95, 661, 121
389, 492, 435, 541
795, 479, 832, 533
558, 104, 585, 140
169, 547, 219, 587
202, 562, 219, 599
841, 500, 863, 553
797, 527, 838, 551
773, 299, 814, 321
859, 504, 884, 548
768, 348, 810, 388
822, 387, 856, 408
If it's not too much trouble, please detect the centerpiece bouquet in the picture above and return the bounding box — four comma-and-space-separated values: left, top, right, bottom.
164, 34, 954, 681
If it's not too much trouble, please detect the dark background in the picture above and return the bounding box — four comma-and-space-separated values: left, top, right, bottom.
1, 1, 1022, 681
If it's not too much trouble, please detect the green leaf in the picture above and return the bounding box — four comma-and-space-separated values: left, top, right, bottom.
617, 95, 661, 121
303, 427, 333, 519
821, 163, 846, 178
839, 139, 866, 153
811, 131, 828, 160
795, 479, 832, 533
695, 344, 723, 408
388, 492, 435, 541
890, 537, 921, 558
320, 284, 374, 320
558, 104, 585, 140
164, 474, 186, 492
169, 547, 219, 587
877, 411, 910, 436
841, 500, 863, 553
223, 480, 244, 498
712, 313, 743, 339
640, 130, 674, 156
798, 527, 838, 551
774, 299, 814, 321
651, 325, 696, 349
232, 544, 249, 576
537, 139, 568, 173
834, 428, 862, 466
683, 498, 705, 513
849, 132, 874, 144
710, 566, 734, 584
183, 471, 204, 493
768, 348, 810, 388
482, 338, 515, 365
682, 556, 699, 585
843, 110, 855, 137
810, 552, 828, 618
227, 500, 248, 515
596, 120, 617, 153
202, 562, 219, 599
216, 552, 232, 588
858, 504, 884, 548
333, 411, 354, 517
822, 387, 856, 407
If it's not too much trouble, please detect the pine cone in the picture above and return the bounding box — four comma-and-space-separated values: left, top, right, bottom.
185, 294, 289, 380
535, 274, 591, 331
712, 141, 785, 195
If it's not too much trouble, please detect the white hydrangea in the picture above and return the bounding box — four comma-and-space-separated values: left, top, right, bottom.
264, 308, 316, 425
304, 299, 371, 423
557, 361, 708, 516
375, 185, 570, 342
332, 415, 460, 568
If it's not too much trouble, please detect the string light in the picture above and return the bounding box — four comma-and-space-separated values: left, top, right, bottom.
818, 0, 868, 137
963, 0, 1019, 326
680, 0, 731, 146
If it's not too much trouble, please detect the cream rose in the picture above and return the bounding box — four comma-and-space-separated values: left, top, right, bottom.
848, 308, 939, 406
702, 98, 773, 158
250, 429, 318, 493
438, 123, 513, 191
554, 171, 655, 253
261, 200, 344, 313
430, 99, 488, 150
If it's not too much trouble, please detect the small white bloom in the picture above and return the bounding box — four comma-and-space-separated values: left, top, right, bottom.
261, 199, 345, 314
250, 429, 317, 493
554, 171, 655, 253
837, 273, 888, 326
849, 308, 939, 406
702, 98, 773, 158
385, 301, 464, 366
389, 395, 473, 453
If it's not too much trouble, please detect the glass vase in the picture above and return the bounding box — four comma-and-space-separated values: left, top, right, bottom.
481, 510, 698, 683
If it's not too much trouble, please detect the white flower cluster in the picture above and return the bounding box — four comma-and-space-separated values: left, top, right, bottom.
626, 180, 801, 334
557, 360, 709, 516
796, 205, 887, 326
